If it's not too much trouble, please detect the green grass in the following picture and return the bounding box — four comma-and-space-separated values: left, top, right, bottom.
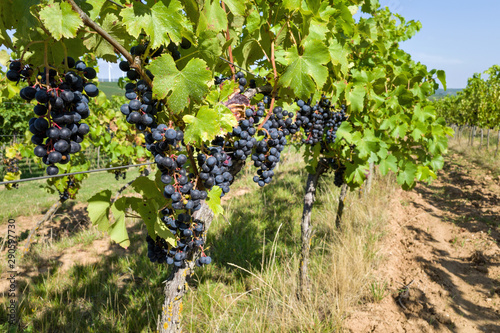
0, 169, 143, 224
98, 81, 124, 98
0, 150, 395, 332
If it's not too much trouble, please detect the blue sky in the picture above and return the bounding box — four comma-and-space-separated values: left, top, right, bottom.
373, 0, 500, 88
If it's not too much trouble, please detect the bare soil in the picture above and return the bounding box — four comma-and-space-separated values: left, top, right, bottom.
344, 152, 500, 333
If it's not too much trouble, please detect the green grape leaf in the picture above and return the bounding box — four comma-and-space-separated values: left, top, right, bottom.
413, 104, 435, 123
120, 0, 188, 48
329, 39, 350, 76
39, 2, 83, 40
222, 0, 245, 16
87, 190, 112, 231
109, 197, 130, 248
283, 0, 301, 10
149, 55, 211, 113
195, 30, 223, 67
197, 0, 227, 33
335, 121, 353, 143
416, 165, 435, 182
183, 105, 220, 144
345, 161, 367, 186
411, 122, 427, 141
131, 176, 164, 202
437, 70, 447, 90
0, 50, 10, 66
378, 154, 398, 175
280, 39, 330, 99
128, 197, 156, 240
429, 155, 444, 171
215, 104, 238, 132
207, 186, 223, 216
396, 161, 417, 186
83, 0, 106, 20
346, 84, 366, 112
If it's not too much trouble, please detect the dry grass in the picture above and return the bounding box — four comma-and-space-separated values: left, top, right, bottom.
447, 130, 500, 177
184, 167, 397, 332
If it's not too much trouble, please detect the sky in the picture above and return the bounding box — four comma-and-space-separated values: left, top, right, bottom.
369, 0, 500, 88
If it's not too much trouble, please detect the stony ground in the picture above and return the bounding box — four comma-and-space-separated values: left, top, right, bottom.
344, 150, 500, 333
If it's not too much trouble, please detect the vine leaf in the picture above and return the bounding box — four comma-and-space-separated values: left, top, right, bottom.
0, 50, 10, 66
437, 70, 447, 90
197, 0, 227, 33
109, 197, 130, 248
335, 121, 353, 143
128, 197, 157, 240
39, 2, 83, 40
346, 84, 366, 112
378, 154, 398, 175
131, 176, 164, 202
149, 55, 211, 113
222, 0, 245, 16
120, 0, 191, 48
87, 190, 112, 231
413, 104, 435, 123
280, 39, 330, 99
397, 161, 417, 186
207, 186, 224, 216
183, 106, 220, 144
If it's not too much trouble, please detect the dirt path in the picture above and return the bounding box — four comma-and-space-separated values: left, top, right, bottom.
344, 152, 500, 333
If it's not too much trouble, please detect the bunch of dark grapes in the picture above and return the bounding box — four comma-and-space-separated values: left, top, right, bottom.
294, 97, 347, 145
119, 52, 157, 132
146, 215, 211, 267
4, 158, 19, 173
118, 40, 212, 267
6, 60, 33, 83
58, 177, 76, 201
114, 170, 127, 181
6, 58, 98, 176
324, 158, 346, 187
156, 208, 211, 267
144, 123, 212, 267
214, 71, 256, 92
250, 105, 297, 187
197, 146, 233, 196
226, 107, 261, 162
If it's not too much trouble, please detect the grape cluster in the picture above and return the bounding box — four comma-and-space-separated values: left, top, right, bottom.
214, 71, 256, 92
114, 170, 127, 181
324, 158, 346, 187
146, 222, 211, 268
144, 122, 212, 266
294, 98, 347, 145
251, 105, 297, 187
119, 73, 157, 131
197, 146, 233, 196
3, 158, 19, 173
58, 177, 76, 202
6, 60, 33, 83
154, 210, 211, 267
6, 58, 98, 176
